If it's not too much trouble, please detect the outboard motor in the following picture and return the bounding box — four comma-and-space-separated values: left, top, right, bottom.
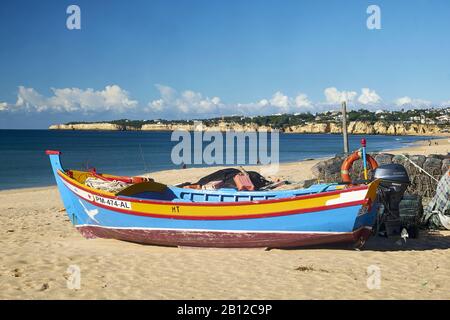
373, 164, 410, 236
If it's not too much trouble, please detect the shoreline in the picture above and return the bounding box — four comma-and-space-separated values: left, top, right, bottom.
0, 137, 448, 193
5, 126, 449, 137
0, 137, 449, 299
4, 127, 449, 137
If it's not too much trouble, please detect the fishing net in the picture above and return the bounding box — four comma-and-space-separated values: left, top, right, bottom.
392, 155, 443, 198
422, 169, 450, 230
85, 177, 130, 193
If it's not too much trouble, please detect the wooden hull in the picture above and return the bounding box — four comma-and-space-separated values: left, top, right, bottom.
47, 151, 380, 248
77, 225, 373, 248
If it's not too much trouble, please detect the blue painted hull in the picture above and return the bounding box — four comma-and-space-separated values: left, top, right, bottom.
47, 151, 379, 248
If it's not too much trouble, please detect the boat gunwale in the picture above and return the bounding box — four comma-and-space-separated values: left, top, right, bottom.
56, 169, 370, 207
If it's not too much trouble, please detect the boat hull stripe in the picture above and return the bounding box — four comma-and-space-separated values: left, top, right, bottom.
76, 225, 373, 248
57, 170, 368, 206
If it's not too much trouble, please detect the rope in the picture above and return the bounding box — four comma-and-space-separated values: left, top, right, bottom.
85, 177, 130, 193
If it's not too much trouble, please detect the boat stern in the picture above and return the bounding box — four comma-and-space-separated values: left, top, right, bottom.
351, 179, 382, 244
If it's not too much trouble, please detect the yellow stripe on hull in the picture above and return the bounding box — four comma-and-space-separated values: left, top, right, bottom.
58, 170, 378, 219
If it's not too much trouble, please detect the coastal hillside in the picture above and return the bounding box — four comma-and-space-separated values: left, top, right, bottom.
49, 108, 450, 135
49, 120, 447, 136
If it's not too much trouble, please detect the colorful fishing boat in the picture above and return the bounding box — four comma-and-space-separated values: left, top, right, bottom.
46, 150, 381, 248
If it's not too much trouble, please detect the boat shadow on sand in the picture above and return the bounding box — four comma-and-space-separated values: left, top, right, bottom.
280, 230, 450, 252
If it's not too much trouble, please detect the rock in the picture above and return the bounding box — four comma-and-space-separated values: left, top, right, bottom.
387, 124, 396, 135
394, 124, 407, 135
302, 179, 317, 188
49, 121, 446, 135
322, 158, 342, 175
39, 283, 49, 291
428, 154, 445, 160
329, 123, 342, 133
374, 153, 394, 165
423, 157, 442, 170
373, 121, 388, 134
141, 123, 173, 131
308, 153, 448, 199
312, 153, 447, 199
311, 163, 324, 177
12, 268, 22, 277
49, 123, 125, 130
311, 156, 345, 181
392, 154, 408, 165
409, 155, 426, 167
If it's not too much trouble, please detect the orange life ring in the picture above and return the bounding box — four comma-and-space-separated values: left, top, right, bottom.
340, 150, 378, 183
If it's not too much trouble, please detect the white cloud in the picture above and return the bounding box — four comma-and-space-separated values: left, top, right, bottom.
149, 99, 165, 112
395, 96, 412, 106
324, 87, 358, 105
394, 96, 431, 108
10, 85, 137, 113
295, 93, 312, 108
358, 88, 381, 105
0, 83, 442, 119
147, 85, 442, 117
235, 91, 313, 115
155, 83, 176, 100
147, 84, 222, 115
257, 99, 269, 107
147, 85, 314, 117
270, 91, 290, 108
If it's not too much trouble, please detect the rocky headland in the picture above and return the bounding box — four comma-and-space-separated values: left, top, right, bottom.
49, 121, 448, 136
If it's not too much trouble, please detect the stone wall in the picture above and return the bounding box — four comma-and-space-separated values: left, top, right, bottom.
311, 153, 449, 198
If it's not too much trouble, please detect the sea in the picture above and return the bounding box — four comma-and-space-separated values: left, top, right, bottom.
0, 130, 432, 190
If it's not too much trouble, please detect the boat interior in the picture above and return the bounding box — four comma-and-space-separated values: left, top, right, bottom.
65, 169, 345, 203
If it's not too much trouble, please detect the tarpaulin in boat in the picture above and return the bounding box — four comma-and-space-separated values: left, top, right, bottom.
195, 168, 271, 190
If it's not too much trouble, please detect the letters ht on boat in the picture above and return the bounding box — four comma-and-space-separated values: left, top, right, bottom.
46, 150, 382, 248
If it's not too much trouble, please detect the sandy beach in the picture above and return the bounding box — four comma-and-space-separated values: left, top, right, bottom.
1, 137, 449, 300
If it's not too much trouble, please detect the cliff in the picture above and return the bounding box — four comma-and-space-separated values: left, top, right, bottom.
49, 121, 447, 136
285, 121, 444, 135
140, 122, 273, 132
48, 123, 139, 131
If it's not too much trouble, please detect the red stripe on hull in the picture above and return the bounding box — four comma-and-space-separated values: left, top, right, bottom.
57, 170, 368, 207
74, 192, 367, 220
76, 226, 372, 248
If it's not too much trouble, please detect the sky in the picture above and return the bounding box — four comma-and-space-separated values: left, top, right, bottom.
1, 0, 450, 128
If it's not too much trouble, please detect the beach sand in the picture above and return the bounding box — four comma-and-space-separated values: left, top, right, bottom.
0, 137, 449, 299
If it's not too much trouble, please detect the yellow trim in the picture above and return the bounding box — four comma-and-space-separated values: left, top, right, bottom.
58, 170, 372, 218
130, 193, 346, 217
58, 170, 116, 197
69, 170, 92, 184
365, 179, 380, 203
